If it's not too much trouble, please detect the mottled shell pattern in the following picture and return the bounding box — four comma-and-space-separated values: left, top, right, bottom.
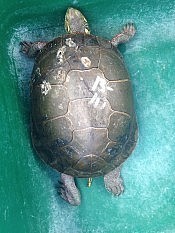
31, 34, 137, 178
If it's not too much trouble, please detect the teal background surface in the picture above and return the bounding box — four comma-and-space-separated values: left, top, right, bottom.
0, 0, 175, 232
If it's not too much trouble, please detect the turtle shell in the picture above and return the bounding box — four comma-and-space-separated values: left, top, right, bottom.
31, 34, 138, 178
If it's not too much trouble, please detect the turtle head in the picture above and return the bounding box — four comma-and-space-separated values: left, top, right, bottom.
65, 8, 90, 34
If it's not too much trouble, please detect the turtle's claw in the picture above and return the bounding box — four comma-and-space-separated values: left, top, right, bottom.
122, 23, 136, 38
56, 180, 64, 191
58, 180, 64, 186
57, 187, 65, 196
20, 41, 32, 54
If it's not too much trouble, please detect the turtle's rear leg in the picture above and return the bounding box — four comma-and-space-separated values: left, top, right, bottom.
111, 23, 136, 46
20, 41, 47, 57
58, 173, 81, 206
104, 166, 124, 196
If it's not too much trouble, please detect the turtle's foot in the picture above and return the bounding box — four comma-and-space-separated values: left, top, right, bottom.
111, 23, 136, 46
20, 41, 47, 58
104, 166, 124, 196
58, 173, 81, 206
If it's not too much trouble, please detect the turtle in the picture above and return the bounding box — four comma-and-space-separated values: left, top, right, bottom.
20, 7, 138, 206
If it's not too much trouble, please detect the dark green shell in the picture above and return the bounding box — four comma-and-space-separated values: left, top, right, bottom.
31, 34, 138, 178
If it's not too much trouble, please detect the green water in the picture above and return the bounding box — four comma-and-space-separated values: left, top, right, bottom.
1, 0, 175, 232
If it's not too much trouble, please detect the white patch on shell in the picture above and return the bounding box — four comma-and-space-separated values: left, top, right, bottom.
106, 86, 114, 91
100, 101, 107, 109
57, 70, 66, 81
65, 38, 76, 47
56, 46, 66, 64
88, 92, 98, 105
81, 57, 91, 68
36, 67, 41, 76
40, 80, 51, 95
65, 75, 70, 83
58, 103, 64, 110
88, 75, 113, 108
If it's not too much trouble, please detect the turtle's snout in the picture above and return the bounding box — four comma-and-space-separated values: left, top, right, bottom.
65, 8, 82, 21
65, 7, 90, 34
66, 7, 77, 18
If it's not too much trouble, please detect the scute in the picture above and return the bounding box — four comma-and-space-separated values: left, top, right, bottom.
64, 46, 100, 70
108, 112, 131, 142
84, 34, 99, 46
73, 155, 107, 176
99, 49, 129, 81
32, 85, 69, 121
45, 65, 70, 85
67, 99, 112, 129
69, 128, 110, 156
64, 69, 107, 100
40, 116, 73, 145
36, 36, 62, 62
62, 34, 84, 47
107, 81, 133, 114
97, 37, 112, 49
101, 141, 123, 162
32, 61, 70, 85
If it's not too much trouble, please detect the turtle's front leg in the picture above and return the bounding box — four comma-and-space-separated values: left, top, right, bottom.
58, 173, 81, 206
111, 23, 136, 46
104, 166, 124, 196
20, 41, 47, 57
